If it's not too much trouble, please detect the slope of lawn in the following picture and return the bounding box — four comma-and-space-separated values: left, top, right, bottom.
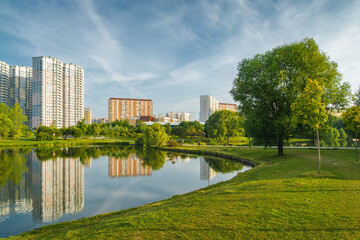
9, 147, 360, 239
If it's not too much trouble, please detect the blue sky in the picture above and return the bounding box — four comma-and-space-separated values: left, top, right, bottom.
1, 0, 359, 119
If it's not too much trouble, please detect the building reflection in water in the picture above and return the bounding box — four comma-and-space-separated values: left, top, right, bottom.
0, 150, 84, 223
108, 153, 152, 177
200, 158, 217, 181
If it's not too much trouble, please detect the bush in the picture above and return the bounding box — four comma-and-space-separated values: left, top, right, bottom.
166, 139, 181, 147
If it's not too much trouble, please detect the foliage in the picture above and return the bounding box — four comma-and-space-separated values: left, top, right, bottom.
342, 106, 360, 134
204, 110, 244, 142
0, 104, 12, 139
164, 123, 171, 135
166, 139, 181, 147
231, 38, 351, 155
69, 127, 83, 139
135, 123, 169, 147
291, 79, 328, 131
342, 106, 360, 161
354, 86, 360, 106
8, 104, 27, 139
35, 126, 61, 141
171, 126, 188, 138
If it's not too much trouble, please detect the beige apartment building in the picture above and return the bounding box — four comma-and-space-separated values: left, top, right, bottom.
32, 56, 84, 129
84, 108, 91, 125
108, 98, 153, 122
219, 103, 237, 112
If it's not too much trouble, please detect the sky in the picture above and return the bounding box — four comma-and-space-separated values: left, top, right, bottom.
0, 0, 359, 120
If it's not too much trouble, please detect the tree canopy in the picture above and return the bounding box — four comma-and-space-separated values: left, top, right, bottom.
231, 38, 350, 155
204, 110, 244, 142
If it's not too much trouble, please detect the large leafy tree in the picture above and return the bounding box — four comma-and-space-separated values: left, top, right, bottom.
9, 104, 27, 139
342, 106, 360, 161
0, 103, 12, 139
204, 110, 244, 143
231, 38, 350, 155
291, 79, 328, 173
135, 123, 168, 147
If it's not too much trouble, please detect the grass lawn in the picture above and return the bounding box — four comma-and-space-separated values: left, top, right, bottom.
9, 147, 360, 239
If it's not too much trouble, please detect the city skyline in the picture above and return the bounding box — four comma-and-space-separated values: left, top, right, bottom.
1, 0, 359, 120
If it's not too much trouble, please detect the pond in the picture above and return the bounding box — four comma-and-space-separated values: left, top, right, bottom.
0, 146, 251, 238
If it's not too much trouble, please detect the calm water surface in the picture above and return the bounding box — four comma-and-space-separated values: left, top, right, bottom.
0, 146, 251, 238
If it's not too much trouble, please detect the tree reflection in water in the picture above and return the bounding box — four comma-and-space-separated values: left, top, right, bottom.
0, 149, 29, 186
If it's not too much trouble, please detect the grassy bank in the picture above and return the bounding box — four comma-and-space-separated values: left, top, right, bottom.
0, 138, 133, 148
9, 147, 360, 239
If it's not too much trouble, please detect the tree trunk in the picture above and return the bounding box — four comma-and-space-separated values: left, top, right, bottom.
317, 129, 321, 174
278, 141, 283, 156
356, 131, 359, 162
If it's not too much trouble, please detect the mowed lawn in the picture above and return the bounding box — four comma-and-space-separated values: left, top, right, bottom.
9, 147, 360, 239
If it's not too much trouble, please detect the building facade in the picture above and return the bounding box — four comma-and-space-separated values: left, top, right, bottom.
9, 65, 33, 127
108, 98, 153, 122
32, 57, 84, 129
84, 108, 91, 125
199, 95, 219, 122
0, 61, 9, 105
219, 103, 237, 112
165, 112, 191, 122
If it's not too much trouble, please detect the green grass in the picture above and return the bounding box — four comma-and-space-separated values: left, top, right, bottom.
9, 147, 360, 239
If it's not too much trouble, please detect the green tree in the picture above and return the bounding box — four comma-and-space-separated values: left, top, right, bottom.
171, 126, 187, 138
291, 79, 328, 173
9, 103, 27, 139
94, 123, 101, 137
164, 123, 171, 135
60, 127, 69, 139
135, 123, 168, 147
69, 127, 83, 139
342, 106, 360, 161
354, 86, 360, 106
204, 110, 244, 144
76, 119, 87, 136
231, 38, 350, 155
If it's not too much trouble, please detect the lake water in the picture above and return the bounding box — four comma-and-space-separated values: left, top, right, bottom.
0, 146, 251, 238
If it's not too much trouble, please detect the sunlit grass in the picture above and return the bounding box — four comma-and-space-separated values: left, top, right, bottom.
9, 147, 360, 239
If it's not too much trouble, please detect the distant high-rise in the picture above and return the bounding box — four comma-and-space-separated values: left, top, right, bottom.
84, 108, 91, 125
108, 98, 153, 122
219, 103, 237, 112
32, 57, 84, 129
199, 95, 219, 122
165, 112, 191, 122
9, 65, 33, 127
0, 61, 9, 105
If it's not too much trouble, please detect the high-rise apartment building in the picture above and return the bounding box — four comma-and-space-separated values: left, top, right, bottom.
200, 95, 237, 122
63, 63, 84, 127
0, 61, 9, 105
219, 103, 237, 112
108, 98, 153, 122
84, 108, 91, 125
199, 95, 219, 122
32, 57, 84, 129
165, 112, 191, 122
9, 65, 33, 126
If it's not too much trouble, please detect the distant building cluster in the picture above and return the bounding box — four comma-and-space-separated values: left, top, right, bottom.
165, 112, 191, 122
199, 95, 237, 122
0, 57, 84, 129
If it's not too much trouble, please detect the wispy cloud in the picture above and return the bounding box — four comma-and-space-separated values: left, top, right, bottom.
0, 0, 359, 119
